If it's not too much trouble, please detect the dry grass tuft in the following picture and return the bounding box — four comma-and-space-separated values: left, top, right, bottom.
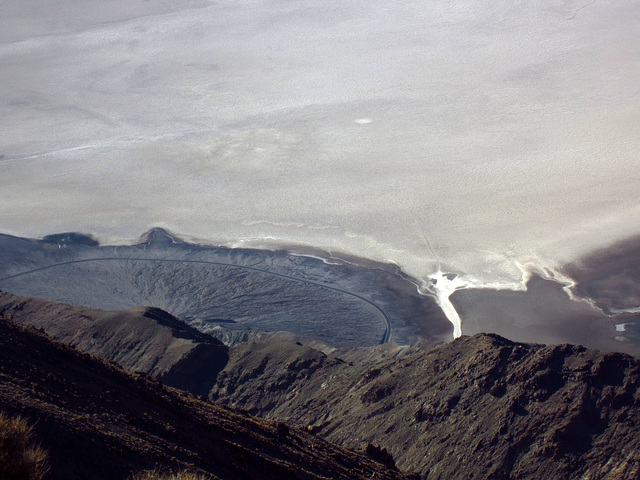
0, 412, 49, 480
132, 469, 215, 480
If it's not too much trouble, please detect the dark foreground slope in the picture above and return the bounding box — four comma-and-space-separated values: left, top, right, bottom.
0, 290, 228, 396
0, 314, 414, 480
3, 291, 640, 478
210, 335, 640, 479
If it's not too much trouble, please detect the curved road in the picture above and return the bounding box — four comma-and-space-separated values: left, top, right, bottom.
0, 256, 392, 344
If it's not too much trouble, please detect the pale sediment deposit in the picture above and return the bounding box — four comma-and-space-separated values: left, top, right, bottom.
1, 0, 639, 295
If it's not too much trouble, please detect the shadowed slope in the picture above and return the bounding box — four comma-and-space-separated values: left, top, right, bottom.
3, 290, 639, 478
0, 291, 228, 395
0, 313, 414, 480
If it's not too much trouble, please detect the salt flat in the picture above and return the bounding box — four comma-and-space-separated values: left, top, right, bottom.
1, 0, 639, 293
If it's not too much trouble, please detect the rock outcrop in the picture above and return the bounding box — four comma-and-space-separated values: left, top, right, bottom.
211, 334, 640, 479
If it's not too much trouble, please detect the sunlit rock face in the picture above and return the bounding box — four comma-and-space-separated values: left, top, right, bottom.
2, 0, 639, 290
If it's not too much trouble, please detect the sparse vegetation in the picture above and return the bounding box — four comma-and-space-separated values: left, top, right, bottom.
0, 412, 49, 480
131, 470, 215, 480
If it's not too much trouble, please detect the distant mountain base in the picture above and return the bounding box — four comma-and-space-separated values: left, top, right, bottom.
2, 228, 640, 355
0, 228, 451, 348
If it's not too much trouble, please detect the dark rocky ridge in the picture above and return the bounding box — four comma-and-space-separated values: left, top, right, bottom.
0, 313, 414, 480
3, 292, 639, 479
0, 290, 228, 396
210, 335, 640, 479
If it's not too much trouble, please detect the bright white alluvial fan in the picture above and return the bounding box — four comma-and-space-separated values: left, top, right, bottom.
1, 0, 639, 330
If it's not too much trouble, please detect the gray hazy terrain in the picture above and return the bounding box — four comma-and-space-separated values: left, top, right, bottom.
450, 274, 640, 357
2, 229, 640, 355
447, 235, 640, 356
0, 229, 451, 347
2, 0, 640, 300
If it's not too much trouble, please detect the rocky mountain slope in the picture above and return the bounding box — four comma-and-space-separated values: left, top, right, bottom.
3, 291, 640, 479
0, 290, 228, 396
0, 313, 414, 480
210, 336, 640, 479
